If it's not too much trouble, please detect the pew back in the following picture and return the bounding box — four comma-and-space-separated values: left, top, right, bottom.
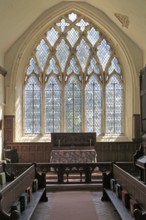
113, 163, 146, 210
0, 164, 35, 213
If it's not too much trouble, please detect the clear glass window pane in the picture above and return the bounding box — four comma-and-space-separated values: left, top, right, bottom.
45, 76, 61, 133
24, 11, 124, 136
65, 76, 82, 132
85, 76, 102, 134
106, 75, 123, 134
24, 76, 41, 134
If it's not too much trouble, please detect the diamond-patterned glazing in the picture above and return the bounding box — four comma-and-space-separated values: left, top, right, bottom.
56, 18, 70, 32
65, 76, 81, 132
46, 58, 59, 75
24, 76, 41, 134
68, 12, 77, 22
66, 28, 79, 47
24, 11, 124, 136
45, 76, 61, 133
85, 76, 102, 134
106, 75, 123, 134
87, 27, 100, 46
97, 39, 111, 71
76, 19, 89, 31
26, 58, 39, 75
108, 57, 121, 74
35, 39, 49, 71
77, 39, 90, 71
56, 39, 69, 71
46, 27, 59, 46
87, 58, 100, 74
67, 57, 79, 75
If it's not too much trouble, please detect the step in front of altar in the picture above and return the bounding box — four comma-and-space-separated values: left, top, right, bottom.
46, 183, 102, 191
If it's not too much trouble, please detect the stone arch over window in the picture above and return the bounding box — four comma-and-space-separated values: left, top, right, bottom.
23, 10, 124, 136
6, 2, 141, 141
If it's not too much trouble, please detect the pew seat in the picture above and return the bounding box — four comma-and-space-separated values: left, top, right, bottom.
103, 189, 132, 220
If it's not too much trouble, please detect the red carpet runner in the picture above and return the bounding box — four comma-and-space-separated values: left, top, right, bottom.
48, 191, 99, 220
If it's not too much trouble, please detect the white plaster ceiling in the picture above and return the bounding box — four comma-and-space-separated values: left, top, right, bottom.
0, 0, 146, 59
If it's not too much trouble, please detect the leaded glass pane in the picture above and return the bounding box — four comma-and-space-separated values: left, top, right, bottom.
85, 76, 102, 134
24, 11, 124, 136
68, 12, 77, 22
67, 57, 79, 75
87, 58, 100, 75
66, 28, 79, 47
65, 77, 81, 132
35, 39, 49, 71
56, 19, 70, 32
46, 58, 59, 75
56, 39, 69, 71
45, 76, 61, 133
24, 76, 41, 134
87, 27, 100, 46
76, 19, 89, 31
77, 39, 90, 71
97, 39, 111, 71
108, 57, 121, 74
46, 27, 59, 46
106, 75, 123, 134
26, 58, 38, 75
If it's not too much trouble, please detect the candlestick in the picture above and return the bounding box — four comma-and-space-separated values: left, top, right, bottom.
58, 139, 60, 148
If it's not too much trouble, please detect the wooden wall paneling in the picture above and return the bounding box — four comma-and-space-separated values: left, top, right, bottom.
133, 114, 141, 142
140, 66, 146, 150
5, 141, 138, 163
51, 132, 96, 147
4, 115, 14, 143
95, 142, 139, 162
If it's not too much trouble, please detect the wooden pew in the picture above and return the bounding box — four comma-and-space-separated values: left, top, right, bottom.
102, 163, 146, 220
0, 162, 15, 182
0, 163, 47, 220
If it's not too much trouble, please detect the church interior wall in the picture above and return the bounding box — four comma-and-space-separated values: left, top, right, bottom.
1, 2, 144, 143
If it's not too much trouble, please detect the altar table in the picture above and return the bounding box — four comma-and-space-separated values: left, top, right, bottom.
50, 149, 97, 163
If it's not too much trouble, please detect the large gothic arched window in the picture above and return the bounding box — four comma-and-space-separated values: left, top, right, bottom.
24, 11, 124, 136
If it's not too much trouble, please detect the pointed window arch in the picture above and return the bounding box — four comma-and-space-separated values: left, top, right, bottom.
23, 11, 124, 136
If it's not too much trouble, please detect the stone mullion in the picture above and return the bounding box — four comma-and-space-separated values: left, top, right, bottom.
61, 72, 65, 132
102, 72, 106, 135
81, 74, 84, 133
41, 76, 45, 135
